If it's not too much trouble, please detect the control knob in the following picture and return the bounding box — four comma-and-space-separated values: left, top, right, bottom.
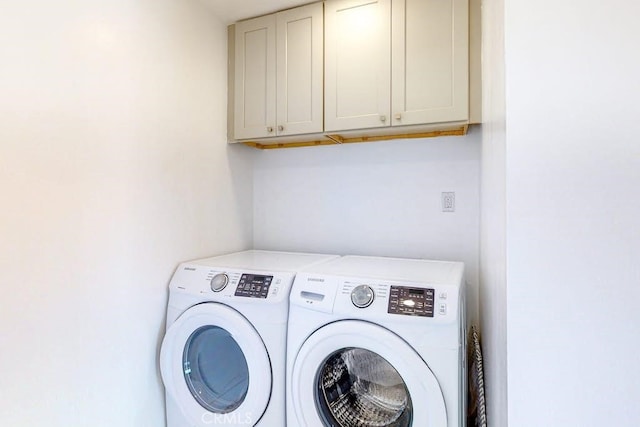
210, 273, 229, 292
351, 285, 375, 308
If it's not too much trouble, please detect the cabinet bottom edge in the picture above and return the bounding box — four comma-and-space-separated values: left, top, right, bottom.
240, 125, 469, 150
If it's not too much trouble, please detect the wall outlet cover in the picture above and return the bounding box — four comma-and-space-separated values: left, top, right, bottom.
442, 192, 455, 212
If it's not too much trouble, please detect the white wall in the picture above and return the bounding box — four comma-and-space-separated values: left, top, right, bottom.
480, 0, 508, 425
0, 1, 252, 426
505, 0, 640, 425
253, 130, 481, 323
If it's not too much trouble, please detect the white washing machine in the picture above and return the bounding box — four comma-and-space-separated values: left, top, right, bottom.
287, 255, 467, 427
160, 250, 338, 427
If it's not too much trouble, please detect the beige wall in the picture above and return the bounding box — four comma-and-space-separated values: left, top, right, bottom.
0, 1, 252, 425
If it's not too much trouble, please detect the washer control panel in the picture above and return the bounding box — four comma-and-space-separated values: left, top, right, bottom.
291, 272, 461, 323
234, 274, 273, 299
388, 286, 435, 317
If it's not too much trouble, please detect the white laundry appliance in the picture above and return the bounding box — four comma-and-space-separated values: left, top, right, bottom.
160, 250, 338, 427
287, 255, 466, 427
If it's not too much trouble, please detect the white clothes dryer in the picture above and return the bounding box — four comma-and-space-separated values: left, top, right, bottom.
287, 255, 467, 427
160, 250, 338, 427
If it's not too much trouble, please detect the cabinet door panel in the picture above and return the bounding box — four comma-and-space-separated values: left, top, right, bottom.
276, 3, 323, 136
325, 0, 391, 132
392, 0, 468, 126
234, 15, 276, 139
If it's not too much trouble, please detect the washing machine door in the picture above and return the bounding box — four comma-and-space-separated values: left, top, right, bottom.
290, 320, 447, 427
160, 303, 271, 426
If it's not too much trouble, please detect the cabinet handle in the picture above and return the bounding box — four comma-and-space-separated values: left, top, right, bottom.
267, 127, 274, 133
278, 125, 284, 132
380, 115, 387, 122
395, 113, 402, 121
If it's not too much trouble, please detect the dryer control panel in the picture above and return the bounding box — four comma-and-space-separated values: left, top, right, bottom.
170, 264, 294, 304
234, 274, 273, 299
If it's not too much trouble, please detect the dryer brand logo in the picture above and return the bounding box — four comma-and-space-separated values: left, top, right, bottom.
307, 277, 325, 282
201, 412, 253, 425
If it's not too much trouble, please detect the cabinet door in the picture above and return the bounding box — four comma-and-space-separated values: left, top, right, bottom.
325, 0, 391, 132
392, 0, 469, 126
276, 3, 324, 136
234, 15, 276, 140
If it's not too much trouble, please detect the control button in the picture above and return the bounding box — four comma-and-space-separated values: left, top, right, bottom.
438, 303, 447, 315
210, 273, 229, 292
439, 292, 448, 300
351, 285, 375, 308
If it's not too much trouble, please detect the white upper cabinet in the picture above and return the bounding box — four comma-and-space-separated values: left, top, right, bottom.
276, 4, 324, 136
324, 0, 391, 132
391, 0, 469, 126
234, 3, 323, 140
325, 0, 469, 133
234, 14, 276, 140
231, 0, 475, 147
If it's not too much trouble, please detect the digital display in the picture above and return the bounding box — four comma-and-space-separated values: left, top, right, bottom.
388, 286, 434, 317
234, 274, 273, 299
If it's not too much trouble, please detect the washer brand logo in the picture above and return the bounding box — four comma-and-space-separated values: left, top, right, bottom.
184, 267, 197, 271
202, 412, 253, 425
307, 278, 325, 282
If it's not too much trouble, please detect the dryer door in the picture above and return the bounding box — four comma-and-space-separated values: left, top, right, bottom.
290, 320, 447, 427
160, 303, 271, 426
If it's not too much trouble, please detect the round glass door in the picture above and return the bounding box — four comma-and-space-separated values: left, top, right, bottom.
316, 348, 412, 427
160, 303, 272, 426
183, 325, 249, 413
290, 320, 446, 427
